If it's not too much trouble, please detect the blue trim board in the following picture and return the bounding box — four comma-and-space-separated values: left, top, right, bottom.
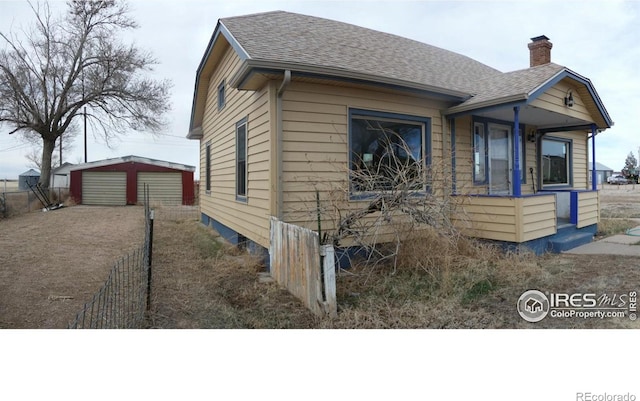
492, 223, 597, 255
201, 213, 270, 267
570, 192, 579, 225
512, 106, 522, 196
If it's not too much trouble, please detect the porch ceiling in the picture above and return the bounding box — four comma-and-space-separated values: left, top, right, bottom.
471, 104, 590, 130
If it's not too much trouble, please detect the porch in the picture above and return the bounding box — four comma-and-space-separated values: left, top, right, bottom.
452, 190, 599, 254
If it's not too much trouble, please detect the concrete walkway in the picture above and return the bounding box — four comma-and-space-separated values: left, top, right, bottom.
565, 226, 640, 256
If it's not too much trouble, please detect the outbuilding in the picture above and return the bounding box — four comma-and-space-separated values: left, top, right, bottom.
69, 155, 195, 206
18, 169, 40, 190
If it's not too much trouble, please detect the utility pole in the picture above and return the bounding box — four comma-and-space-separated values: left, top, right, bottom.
84, 106, 87, 163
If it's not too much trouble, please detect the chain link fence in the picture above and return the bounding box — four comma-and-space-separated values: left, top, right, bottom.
68, 186, 154, 329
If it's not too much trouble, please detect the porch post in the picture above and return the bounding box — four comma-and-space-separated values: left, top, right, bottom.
512, 106, 522, 196
591, 124, 597, 191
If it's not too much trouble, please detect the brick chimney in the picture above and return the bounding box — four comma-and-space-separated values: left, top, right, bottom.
528, 35, 552, 67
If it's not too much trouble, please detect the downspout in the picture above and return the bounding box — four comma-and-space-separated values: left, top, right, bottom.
276, 70, 291, 219
590, 124, 597, 191
512, 106, 522, 197
449, 117, 456, 194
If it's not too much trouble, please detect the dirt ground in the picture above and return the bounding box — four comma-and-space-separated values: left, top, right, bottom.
0, 206, 144, 328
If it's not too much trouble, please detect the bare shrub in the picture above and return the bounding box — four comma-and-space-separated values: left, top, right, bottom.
310, 121, 460, 272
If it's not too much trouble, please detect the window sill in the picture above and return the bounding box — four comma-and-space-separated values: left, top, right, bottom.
235, 195, 248, 203
540, 184, 572, 190
349, 190, 429, 201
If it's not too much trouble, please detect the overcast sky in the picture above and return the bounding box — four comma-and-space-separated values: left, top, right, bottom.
1, 0, 638, 179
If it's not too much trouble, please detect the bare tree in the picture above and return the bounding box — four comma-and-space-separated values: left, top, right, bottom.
24, 134, 74, 170
0, 0, 171, 188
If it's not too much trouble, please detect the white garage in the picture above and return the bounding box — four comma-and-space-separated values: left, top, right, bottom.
81, 171, 127, 206
137, 172, 183, 205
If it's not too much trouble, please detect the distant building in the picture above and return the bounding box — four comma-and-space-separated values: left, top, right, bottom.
589, 162, 614, 185
50, 162, 75, 189
18, 169, 40, 190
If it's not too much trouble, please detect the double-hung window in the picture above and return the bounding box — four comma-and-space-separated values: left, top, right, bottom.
236, 118, 248, 199
349, 109, 430, 193
218, 81, 226, 111
541, 137, 571, 186
473, 122, 487, 184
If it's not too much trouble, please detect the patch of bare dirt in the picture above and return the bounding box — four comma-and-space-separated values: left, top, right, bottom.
0, 206, 144, 328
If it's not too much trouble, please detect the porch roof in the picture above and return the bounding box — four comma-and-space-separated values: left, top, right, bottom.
445, 63, 614, 130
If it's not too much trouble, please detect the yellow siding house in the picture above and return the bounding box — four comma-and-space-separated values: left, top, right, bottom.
188, 11, 613, 257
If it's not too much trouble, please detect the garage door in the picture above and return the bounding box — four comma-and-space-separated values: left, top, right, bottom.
82, 172, 127, 205
137, 172, 182, 205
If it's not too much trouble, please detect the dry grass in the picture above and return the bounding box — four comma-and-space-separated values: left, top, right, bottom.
596, 218, 639, 238
0, 205, 144, 328
145, 215, 638, 329
316, 228, 549, 328
148, 218, 319, 329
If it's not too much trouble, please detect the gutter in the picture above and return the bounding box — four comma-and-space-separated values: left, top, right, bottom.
444, 94, 528, 117
230, 59, 470, 101
276, 70, 291, 219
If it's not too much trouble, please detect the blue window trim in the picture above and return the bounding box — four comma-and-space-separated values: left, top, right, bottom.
472, 116, 527, 186
218, 80, 226, 111
235, 117, 248, 202
539, 135, 573, 189
348, 108, 431, 200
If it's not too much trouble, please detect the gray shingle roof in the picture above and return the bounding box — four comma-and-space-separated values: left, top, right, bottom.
457, 63, 566, 106
221, 11, 502, 96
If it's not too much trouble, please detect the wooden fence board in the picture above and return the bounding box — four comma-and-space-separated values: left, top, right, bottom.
269, 217, 337, 317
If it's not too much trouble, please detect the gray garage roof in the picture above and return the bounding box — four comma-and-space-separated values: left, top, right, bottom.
69, 155, 195, 172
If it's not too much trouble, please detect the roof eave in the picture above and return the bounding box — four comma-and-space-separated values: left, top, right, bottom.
528, 68, 614, 129
187, 126, 203, 140
229, 59, 472, 101
188, 21, 251, 134
444, 94, 529, 118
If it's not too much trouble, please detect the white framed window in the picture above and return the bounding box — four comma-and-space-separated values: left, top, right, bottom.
542, 137, 571, 186
235, 118, 248, 199
218, 80, 226, 111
